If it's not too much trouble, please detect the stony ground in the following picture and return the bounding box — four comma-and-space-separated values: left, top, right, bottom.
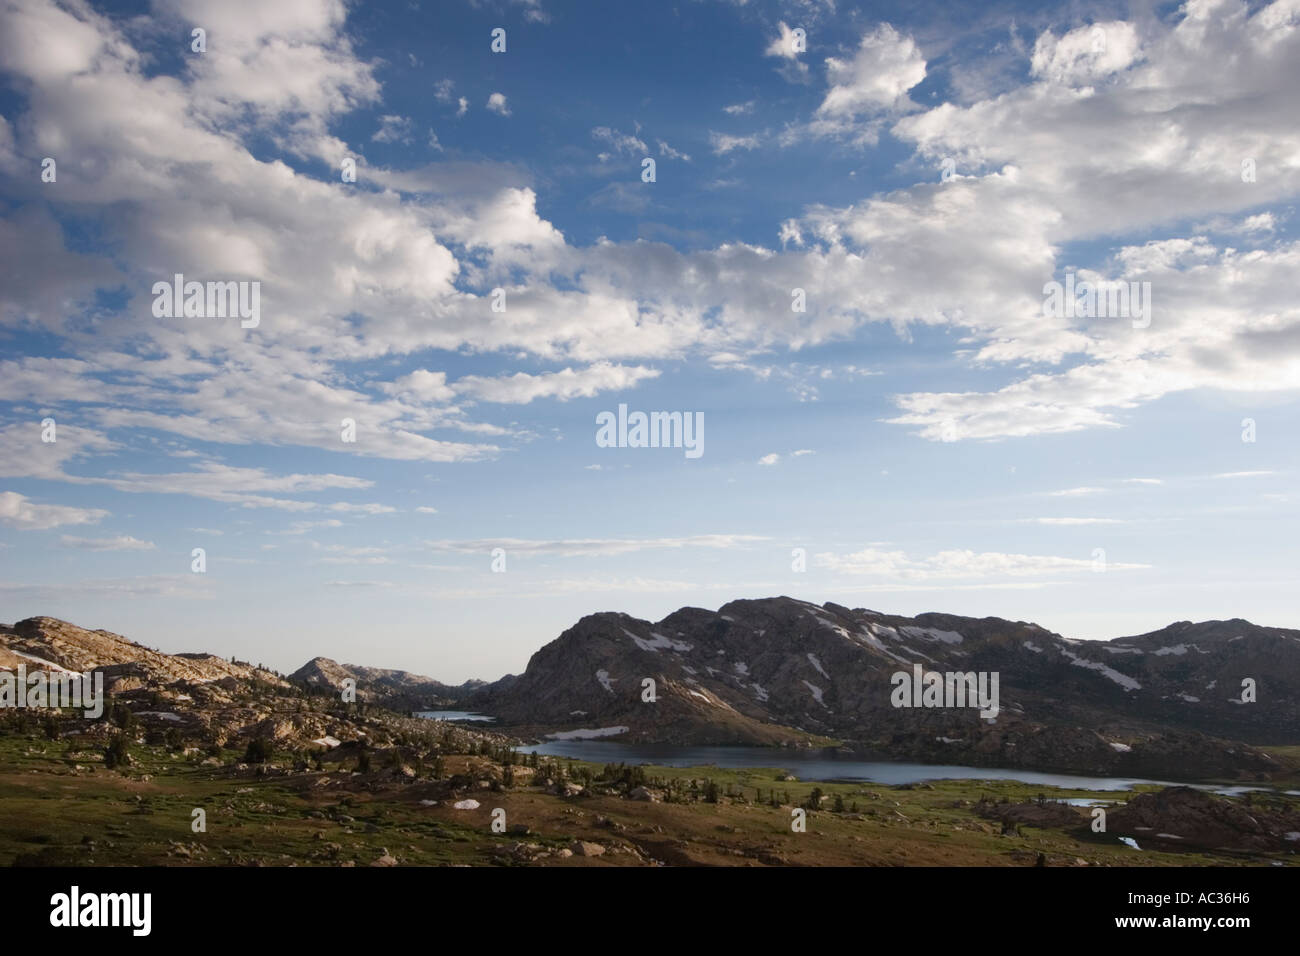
3, 732, 1298, 867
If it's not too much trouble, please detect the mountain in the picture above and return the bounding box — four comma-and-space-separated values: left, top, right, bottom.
0, 616, 435, 756
0, 616, 284, 691
289, 657, 485, 711
468, 597, 1300, 779
7, 602, 1297, 783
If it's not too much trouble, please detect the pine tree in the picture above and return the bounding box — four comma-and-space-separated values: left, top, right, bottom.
104, 734, 130, 769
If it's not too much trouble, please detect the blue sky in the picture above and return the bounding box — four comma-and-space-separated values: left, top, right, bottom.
1, 0, 1298, 681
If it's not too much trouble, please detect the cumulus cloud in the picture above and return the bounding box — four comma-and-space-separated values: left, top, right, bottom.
1, 0, 1297, 489
817, 24, 926, 117
1030, 21, 1143, 86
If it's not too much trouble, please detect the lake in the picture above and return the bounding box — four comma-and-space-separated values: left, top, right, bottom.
417, 710, 496, 723
504, 738, 1262, 794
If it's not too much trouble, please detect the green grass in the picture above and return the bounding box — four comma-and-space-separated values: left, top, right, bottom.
1, 732, 1295, 867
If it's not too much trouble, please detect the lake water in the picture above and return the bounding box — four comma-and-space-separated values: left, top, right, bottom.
417, 710, 496, 723
505, 738, 1261, 794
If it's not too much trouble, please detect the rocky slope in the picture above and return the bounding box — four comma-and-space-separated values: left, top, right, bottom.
290, 656, 484, 711
0, 616, 280, 691
1108, 786, 1300, 852
467, 597, 1300, 779
0, 616, 467, 757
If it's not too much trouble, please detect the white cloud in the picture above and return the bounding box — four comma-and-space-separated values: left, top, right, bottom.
766, 21, 805, 60
709, 131, 761, 155
372, 114, 412, 143
1, 0, 1296, 474
1030, 517, 1122, 526
592, 126, 647, 155
1030, 21, 1143, 86
0, 491, 107, 530
59, 534, 155, 551
815, 545, 1148, 579
268, 519, 344, 535
453, 362, 660, 404
327, 502, 397, 514
815, 24, 926, 123
427, 534, 768, 557
381, 369, 456, 404
486, 92, 511, 116
657, 139, 690, 161
758, 453, 780, 465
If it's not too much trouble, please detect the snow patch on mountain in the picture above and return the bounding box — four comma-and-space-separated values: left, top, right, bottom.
802, 680, 827, 708
546, 726, 628, 740
807, 653, 829, 678
900, 625, 964, 644
622, 628, 692, 653
1060, 649, 1142, 691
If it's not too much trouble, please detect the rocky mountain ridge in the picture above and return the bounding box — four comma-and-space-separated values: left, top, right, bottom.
289, 656, 485, 711
466, 597, 1300, 779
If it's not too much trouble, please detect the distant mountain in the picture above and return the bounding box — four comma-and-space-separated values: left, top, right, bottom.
289, 657, 485, 711
468, 597, 1300, 779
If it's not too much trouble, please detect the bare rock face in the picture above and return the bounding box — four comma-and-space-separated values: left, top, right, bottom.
974, 799, 1088, 829
1108, 786, 1300, 852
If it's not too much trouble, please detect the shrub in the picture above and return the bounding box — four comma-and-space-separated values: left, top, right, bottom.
244, 737, 273, 764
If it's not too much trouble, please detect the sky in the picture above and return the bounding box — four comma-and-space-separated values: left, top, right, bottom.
0, 0, 1297, 682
